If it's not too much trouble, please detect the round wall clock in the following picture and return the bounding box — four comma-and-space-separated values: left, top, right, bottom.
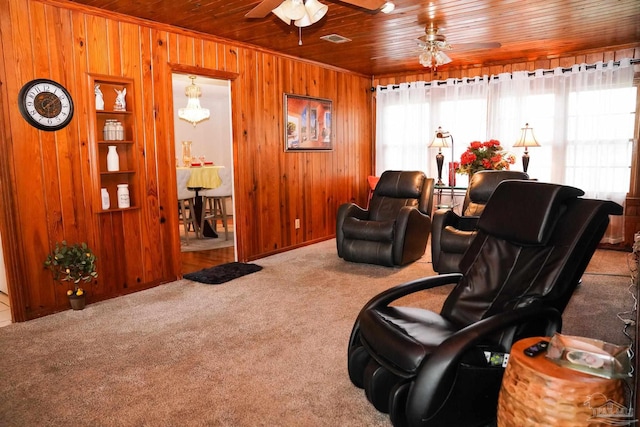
18, 79, 74, 131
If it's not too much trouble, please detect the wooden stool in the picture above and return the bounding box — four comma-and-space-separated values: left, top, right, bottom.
498, 337, 627, 427
178, 198, 200, 243
201, 195, 232, 240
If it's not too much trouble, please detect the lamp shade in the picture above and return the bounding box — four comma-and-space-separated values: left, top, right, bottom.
514, 123, 540, 148
513, 123, 540, 174
429, 126, 451, 148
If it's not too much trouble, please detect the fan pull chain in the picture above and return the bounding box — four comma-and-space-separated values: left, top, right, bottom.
299, 27, 303, 45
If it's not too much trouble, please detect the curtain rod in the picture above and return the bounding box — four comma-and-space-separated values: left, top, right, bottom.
372, 58, 640, 92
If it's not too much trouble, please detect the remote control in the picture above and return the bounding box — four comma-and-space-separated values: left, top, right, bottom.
523, 340, 549, 357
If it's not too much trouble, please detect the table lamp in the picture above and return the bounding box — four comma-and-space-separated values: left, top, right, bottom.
429, 127, 452, 186
513, 123, 540, 173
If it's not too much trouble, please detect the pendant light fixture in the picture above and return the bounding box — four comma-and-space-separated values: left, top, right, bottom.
178, 76, 211, 127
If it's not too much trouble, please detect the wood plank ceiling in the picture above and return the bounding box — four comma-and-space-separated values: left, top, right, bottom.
68, 0, 639, 76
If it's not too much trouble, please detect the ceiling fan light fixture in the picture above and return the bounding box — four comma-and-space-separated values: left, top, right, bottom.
272, 3, 292, 24
278, 0, 307, 20
419, 50, 433, 67
434, 50, 452, 65
418, 24, 454, 69
273, 0, 327, 27
380, 1, 395, 13
303, 0, 328, 23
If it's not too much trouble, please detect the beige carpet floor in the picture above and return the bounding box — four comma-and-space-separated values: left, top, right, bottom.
0, 240, 635, 426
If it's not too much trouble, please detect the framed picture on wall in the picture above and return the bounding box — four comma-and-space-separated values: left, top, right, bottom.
284, 94, 332, 151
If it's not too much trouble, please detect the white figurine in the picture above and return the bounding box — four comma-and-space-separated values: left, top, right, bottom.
114, 88, 127, 111
95, 84, 104, 111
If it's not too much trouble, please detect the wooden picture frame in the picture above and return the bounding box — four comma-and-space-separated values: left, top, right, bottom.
284, 94, 332, 151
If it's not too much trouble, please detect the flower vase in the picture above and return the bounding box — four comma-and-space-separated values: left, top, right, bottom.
181, 141, 192, 167
69, 293, 86, 310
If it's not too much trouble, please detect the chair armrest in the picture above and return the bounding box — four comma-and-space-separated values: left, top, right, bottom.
336, 203, 370, 257
393, 207, 432, 265
456, 216, 480, 231
406, 305, 562, 425
362, 273, 463, 312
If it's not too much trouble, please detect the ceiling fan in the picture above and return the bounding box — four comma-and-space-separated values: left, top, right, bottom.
416, 23, 501, 68
245, 0, 386, 19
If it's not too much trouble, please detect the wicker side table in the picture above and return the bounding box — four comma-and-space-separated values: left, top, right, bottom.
498, 337, 626, 427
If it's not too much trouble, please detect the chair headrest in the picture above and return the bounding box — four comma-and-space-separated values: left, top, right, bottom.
375, 170, 425, 199
478, 181, 584, 245
468, 170, 530, 204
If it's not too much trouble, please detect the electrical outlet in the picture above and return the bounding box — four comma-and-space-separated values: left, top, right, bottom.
295, 219, 300, 229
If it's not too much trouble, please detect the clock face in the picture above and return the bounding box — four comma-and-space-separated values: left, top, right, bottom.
18, 79, 74, 131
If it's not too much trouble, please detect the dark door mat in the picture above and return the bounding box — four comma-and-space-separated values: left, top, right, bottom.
184, 262, 263, 285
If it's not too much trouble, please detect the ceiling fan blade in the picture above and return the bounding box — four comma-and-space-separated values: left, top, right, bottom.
452, 42, 502, 51
339, 0, 387, 11
245, 0, 283, 18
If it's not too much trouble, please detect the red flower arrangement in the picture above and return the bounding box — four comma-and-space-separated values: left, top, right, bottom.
456, 139, 516, 176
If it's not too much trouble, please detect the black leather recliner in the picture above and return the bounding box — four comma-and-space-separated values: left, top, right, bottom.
336, 170, 435, 267
347, 180, 622, 427
431, 170, 529, 273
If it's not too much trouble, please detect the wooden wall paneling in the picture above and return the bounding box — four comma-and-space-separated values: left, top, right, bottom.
107, 20, 122, 75
255, 52, 286, 250
71, 4, 107, 304
234, 47, 258, 259
321, 67, 336, 236
138, 27, 171, 284
287, 60, 307, 249
118, 23, 146, 291
153, 29, 182, 281
0, 0, 30, 322
175, 34, 195, 66
307, 67, 327, 241
216, 43, 227, 72
279, 57, 293, 248
10, 2, 59, 318
262, 54, 287, 253
33, 2, 67, 311
193, 38, 205, 68
202, 39, 219, 70
1, 0, 377, 319
0, 107, 27, 318
84, 15, 110, 75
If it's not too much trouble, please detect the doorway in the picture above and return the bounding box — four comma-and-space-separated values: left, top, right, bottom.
171, 73, 236, 273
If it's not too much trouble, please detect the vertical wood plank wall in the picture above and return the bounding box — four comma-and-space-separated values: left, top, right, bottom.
0, 0, 373, 320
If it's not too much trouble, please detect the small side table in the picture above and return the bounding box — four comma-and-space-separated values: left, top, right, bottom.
498, 337, 627, 427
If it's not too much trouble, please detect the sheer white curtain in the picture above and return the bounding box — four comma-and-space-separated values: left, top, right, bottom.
375, 83, 431, 175
487, 59, 634, 242
376, 59, 635, 242
376, 77, 489, 184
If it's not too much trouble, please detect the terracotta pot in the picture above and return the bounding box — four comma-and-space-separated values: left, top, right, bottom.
68, 294, 86, 310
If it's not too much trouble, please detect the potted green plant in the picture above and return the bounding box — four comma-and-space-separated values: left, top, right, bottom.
44, 241, 98, 310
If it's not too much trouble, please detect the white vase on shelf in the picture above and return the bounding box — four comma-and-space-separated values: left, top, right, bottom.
107, 146, 120, 171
